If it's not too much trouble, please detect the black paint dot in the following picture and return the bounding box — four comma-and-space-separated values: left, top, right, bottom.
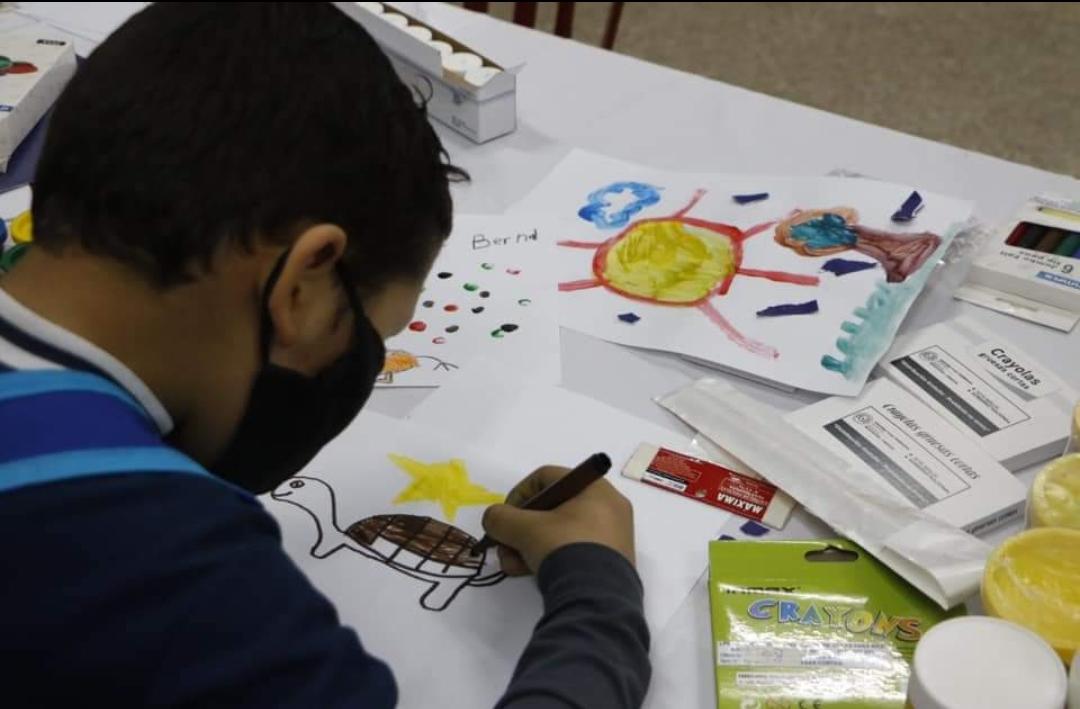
479, 291, 491, 299
422, 300, 434, 308
437, 272, 452, 279
446, 325, 459, 333
472, 306, 485, 314
500, 323, 519, 333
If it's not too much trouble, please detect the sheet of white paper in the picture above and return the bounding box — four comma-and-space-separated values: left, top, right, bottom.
408, 357, 732, 629
261, 410, 542, 709
377, 214, 561, 388
513, 150, 974, 395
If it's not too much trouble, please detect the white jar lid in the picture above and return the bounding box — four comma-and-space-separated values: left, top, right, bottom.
379, 12, 408, 28
426, 40, 453, 57
357, 2, 383, 13
908, 617, 1067, 709
404, 25, 433, 42
442, 52, 483, 75
464, 66, 501, 88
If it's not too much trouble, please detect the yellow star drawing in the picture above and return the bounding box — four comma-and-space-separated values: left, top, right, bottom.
388, 454, 503, 522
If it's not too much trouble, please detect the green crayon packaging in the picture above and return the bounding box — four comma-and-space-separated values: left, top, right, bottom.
709, 539, 962, 708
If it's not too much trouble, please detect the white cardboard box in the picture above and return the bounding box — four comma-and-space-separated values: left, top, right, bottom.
335, 2, 520, 143
956, 195, 1080, 331
880, 316, 1077, 472
785, 378, 1027, 537
0, 24, 77, 171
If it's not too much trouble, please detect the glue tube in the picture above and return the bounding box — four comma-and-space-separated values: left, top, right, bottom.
1028, 453, 1080, 529
907, 616, 1067, 709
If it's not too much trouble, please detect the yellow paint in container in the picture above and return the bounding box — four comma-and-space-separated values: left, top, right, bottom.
1028, 454, 1080, 529
982, 527, 1080, 663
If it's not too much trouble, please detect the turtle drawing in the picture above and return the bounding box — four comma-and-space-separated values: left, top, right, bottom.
271, 476, 505, 611
377, 349, 457, 384
558, 187, 820, 359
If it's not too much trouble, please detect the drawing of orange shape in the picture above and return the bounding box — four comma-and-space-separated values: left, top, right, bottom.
774, 207, 859, 256
382, 349, 419, 375
597, 219, 737, 305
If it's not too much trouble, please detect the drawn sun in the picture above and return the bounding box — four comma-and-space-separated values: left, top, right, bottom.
559, 188, 820, 358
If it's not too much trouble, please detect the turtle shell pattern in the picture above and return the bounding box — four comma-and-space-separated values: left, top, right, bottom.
346, 514, 484, 574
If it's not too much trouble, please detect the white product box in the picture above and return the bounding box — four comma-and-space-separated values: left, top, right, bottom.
0, 24, 77, 171
336, 2, 520, 143
956, 195, 1080, 331
785, 378, 1027, 537
880, 316, 1077, 472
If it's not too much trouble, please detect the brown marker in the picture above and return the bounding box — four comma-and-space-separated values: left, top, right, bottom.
473, 453, 612, 555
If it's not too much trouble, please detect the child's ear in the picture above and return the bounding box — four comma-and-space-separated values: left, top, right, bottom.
265, 223, 347, 348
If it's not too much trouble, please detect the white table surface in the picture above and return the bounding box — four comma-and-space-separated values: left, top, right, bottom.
18, 3, 1080, 706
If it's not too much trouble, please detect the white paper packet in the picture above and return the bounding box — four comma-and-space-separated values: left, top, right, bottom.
657, 378, 991, 609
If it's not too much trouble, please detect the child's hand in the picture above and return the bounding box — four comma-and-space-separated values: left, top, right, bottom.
481, 466, 635, 576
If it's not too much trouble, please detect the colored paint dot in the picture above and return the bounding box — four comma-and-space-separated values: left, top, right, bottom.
472, 306, 485, 314
408, 321, 427, 332
739, 520, 770, 537
518, 299, 531, 306
444, 304, 459, 312
617, 312, 641, 324
422, 300, 434, 308
500, 323, 519, 333
481, 262, 494, 270
463, 283, 479, 292
432, 336, 446, 344
490, 329, 505, 339
437, 272, 452, 279
479, 291, 491, 298
506, 268, 521, 275
446, 325, 460, 333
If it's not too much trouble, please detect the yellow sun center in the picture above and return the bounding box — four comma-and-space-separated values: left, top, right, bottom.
602, 220, 735, 304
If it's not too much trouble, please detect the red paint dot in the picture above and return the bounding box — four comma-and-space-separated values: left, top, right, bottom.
507, 268, 521, 275
444, 304, 459, 312
408, 321, 427, 332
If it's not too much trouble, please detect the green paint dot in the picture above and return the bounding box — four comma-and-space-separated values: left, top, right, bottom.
463, 283, 479, 292
518, 298, 531, 306
490, 329, 505, 338
481, 262, 494, 270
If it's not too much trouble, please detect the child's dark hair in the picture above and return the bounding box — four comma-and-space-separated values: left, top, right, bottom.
32, 2, 466, 291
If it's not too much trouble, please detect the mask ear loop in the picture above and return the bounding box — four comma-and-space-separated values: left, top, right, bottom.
258, 250, 292, 362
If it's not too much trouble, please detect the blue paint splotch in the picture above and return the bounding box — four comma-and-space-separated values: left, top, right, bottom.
789, 212, 857, 250
822, 258, 877, 276
822, 223, 960, 379
739, 521, 771, 537
733, 192, 769, 205
617, 312, 641, 324
756, 300, 819, 317
578, 181, 662, 229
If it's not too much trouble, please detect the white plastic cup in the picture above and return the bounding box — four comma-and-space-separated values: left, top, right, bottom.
357, 2, 384, 13
404, 25, 433, 42
907, 617, 1067, 709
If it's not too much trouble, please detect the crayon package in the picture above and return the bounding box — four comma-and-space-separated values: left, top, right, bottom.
708, 539, 961, 708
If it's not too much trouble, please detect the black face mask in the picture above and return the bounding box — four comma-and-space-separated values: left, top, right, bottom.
211, 252, 386, 494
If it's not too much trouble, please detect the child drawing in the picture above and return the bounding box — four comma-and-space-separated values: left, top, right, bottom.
271, 476, 505, 611
774, 208, 942, 283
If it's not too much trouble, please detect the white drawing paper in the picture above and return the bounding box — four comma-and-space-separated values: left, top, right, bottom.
409, 358, 732, 629
262, 410, 540, 709
377, 214, 561, 388
513, 150, 974, 395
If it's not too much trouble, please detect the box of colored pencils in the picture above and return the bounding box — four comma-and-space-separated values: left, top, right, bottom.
956, 196, 1080, 331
